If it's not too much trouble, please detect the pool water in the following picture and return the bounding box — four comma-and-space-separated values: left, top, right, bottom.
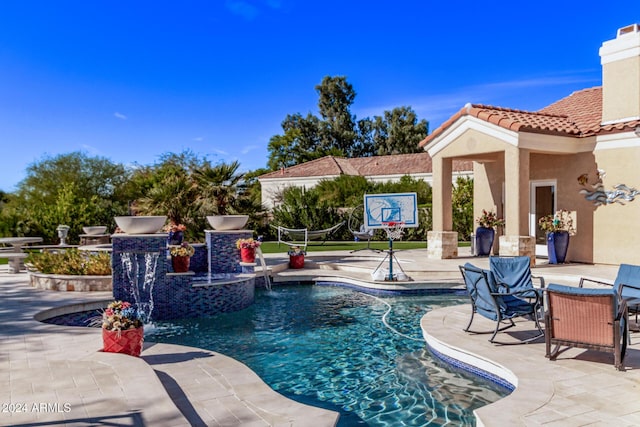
145, 283, 509, 426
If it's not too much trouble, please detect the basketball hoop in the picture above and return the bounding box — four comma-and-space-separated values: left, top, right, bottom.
381, 221, 405, 241
371, 221, 410, 282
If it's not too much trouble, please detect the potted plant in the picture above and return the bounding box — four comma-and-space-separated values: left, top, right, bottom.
475, 209, 505, 256
538, 209, 575, 264
236, 238, 261, 263
100, 300, 144, 357
288, 246, 306, 269
165, 222, 186, 245
169, 242, 195, 272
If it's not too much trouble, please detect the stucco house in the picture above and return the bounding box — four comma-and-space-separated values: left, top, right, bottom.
258, 152, 472, 210
421, 24, 640, 265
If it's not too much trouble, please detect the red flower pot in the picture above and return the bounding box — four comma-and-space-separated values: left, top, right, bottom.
289, 254, 304, 269
240, 247, 256, 263
172, 255, 191, 272
102, 327, 144, 357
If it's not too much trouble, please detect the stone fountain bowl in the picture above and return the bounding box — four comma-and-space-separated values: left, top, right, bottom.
82, 226, 108, 235
206, 215, 249, 231
114, 216, 167, 234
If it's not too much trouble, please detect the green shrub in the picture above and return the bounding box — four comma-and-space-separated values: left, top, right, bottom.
26, 249, 112, 275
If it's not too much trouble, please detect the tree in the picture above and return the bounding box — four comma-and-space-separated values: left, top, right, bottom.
314, 175, 372, 207
265, 76, 430, 170
194, 161, 245, 216
315, 76, 360, 157
130, 153, 265, 241
452, 177, 474, 241
0, 152, 130, 242
370, 106, 428, 155
135, 173, 199, 228
271, 187, 345, 236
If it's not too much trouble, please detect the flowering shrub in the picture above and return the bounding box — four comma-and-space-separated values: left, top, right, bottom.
538, 209, 575, 234
164, 222, 186, 233
476, 209, 505, 228
288, 246, 306, 256
169, 242, 195, 257
236, 238, 261, 249
102, 301, 143, 331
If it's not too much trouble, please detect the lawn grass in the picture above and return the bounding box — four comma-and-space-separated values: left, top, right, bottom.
258, 240, 470, 254
0, 240, 471, 263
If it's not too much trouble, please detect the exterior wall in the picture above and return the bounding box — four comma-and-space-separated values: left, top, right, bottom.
261, 175, 338, 210
592, 139, 640, 264
600, 24, 640, 123
602, 55, 640, 122
260, 172, 472, 211
529, 151, 596, 264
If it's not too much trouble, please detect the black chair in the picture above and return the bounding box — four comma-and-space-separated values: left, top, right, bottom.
459, 262, 544, 344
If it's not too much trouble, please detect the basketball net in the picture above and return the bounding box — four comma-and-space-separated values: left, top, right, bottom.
381, 221, 404, 241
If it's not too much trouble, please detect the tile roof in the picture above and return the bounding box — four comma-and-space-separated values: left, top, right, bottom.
419, 86, 640, 148
258, 153, 472, 180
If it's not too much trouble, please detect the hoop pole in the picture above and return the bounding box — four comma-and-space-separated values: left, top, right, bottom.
387, 232, 394, 280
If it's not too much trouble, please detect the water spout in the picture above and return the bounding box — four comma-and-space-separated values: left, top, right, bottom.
120, 251, 160, 323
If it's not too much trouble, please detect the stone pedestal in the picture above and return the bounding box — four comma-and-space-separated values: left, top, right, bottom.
499, 235, 536, 266
427, 231, 458, 259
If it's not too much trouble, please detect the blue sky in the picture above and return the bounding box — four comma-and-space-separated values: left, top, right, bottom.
0, 1, 637, 192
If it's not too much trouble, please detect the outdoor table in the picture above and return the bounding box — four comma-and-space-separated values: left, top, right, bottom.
0, 237, 43, 273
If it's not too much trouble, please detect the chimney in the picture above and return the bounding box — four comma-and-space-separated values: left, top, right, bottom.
600, 24, 640, 124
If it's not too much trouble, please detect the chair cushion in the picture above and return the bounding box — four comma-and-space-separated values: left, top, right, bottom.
463, 263, 536, 320
489, 256, 538, 298
547, 283, 619, 317
614, 264, 640, 302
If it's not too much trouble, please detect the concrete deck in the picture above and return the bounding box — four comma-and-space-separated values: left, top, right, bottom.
1, 247, 639, 426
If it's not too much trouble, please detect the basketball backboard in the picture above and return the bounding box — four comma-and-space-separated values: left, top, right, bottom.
363, 192, 418, 229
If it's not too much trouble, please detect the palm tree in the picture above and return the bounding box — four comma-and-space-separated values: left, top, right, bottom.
136, 173, 199, 230
194, 161, 246, 215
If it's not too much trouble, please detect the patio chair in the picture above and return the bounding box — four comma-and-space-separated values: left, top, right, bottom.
489, 256, 546, 317
545, 283, 628, 371
348, 205, 380, 253
489, 256, 545, 298
579, 263, 640, 329
459, 263, 544, 344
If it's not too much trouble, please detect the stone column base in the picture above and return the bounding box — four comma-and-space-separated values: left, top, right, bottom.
498, 235, 536, 266
427, 231, 458, 259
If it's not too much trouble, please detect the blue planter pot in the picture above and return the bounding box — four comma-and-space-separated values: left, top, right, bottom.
475, 227, 495, 256
547, 231, 570, 264
168, 231, 184, 246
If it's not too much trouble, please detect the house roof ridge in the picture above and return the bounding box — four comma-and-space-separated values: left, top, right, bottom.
470, 104, 569, 119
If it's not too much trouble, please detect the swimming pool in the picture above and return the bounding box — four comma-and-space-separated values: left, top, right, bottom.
145, 283, 509, 426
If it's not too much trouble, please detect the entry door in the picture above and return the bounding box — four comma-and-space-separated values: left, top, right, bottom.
530, 181, 556, 257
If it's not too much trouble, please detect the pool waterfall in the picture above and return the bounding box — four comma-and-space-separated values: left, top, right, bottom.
111, 229, 258, 321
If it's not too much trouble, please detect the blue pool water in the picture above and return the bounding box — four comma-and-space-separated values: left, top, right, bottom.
145, 283, 510, 426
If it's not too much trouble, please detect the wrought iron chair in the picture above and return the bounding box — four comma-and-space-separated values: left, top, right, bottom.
459, 263, 544, 344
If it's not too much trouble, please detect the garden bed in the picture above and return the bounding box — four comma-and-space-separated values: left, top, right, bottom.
29, 272, 112, 292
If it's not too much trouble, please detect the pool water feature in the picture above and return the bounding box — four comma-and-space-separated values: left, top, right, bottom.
145, 284, 510, 426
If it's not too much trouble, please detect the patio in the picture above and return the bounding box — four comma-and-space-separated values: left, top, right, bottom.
1, 247, 639, 426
